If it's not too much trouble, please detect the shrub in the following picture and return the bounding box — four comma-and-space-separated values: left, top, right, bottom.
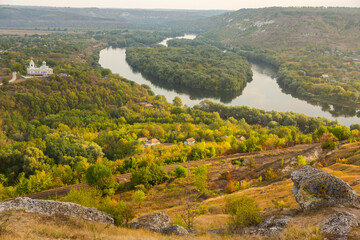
60, 188, 102, 208
174, 166, 187, 178
248, 157, 256, 168
336, 158, 350, 164
263, 168, 278, 181
130, 164, 169, 189
134, 184, 146, 192
224, 180, 238, 194
85, 162, 118, 195
100, 197, 135, 226
272, 199, 291, 210
226, 194, 262, 227
193, 165, 208, 193
297, 155, 307, 166
132, 190, 146, 208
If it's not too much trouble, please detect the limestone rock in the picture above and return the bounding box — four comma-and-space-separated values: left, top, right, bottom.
128, 212, 170, 232
251, 215, 292, 235
321, 212, 358, 240
291, 166, 360, 211
0, 197, 114, 224
160, 225, 189, 236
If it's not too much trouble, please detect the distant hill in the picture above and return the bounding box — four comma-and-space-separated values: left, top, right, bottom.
198, 7, 360, 51
0, 5, 227, 30
197, 7, 360, 110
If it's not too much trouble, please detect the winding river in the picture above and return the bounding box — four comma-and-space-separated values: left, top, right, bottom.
99, 35, 359, 126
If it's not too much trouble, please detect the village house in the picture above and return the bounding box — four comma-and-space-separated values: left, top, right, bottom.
237, 136, 246, 142
184, 137, 196, 145
137, 137, 148, 143
144, 103, 154, 109
27, 58, 53, 76
321, 74, 329, 79
145, 138, 160, 147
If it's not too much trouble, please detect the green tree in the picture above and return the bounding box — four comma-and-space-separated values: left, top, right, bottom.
174, 166, 187, 178
85, 162, 118, 195
173, 96, 183, 107
132, 190, 146, 208
193, 165, 208, 193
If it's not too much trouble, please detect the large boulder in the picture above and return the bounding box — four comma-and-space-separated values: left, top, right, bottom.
128, 212, 170, 232
160, 225, 189, 236
321, 212, 358, 240
0, 197, 114, 224
291, 166, 360, 211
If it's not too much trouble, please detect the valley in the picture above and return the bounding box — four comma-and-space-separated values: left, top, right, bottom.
0, 5, 360, 240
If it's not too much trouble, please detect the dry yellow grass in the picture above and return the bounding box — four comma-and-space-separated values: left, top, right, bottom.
2, 211, 228, 240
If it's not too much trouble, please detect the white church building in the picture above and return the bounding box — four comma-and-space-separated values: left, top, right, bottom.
27, 58, 53, 76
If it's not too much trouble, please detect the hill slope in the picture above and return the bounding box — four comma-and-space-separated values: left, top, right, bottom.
0, 5, 226, 30
198, 7, 360, 111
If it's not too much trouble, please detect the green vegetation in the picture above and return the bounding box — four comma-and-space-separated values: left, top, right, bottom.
85, 162, 118, 196
199, 7, 360, 114
226, 194, 262, 227
0, 27, 357, 203
132, 190, 146, 208
297, 155, 307, 166
126, 43, 252, 92
174, 166, 187, 178
60, 188, 134, 226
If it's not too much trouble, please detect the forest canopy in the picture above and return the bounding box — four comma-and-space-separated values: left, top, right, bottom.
126, 43, 253, 92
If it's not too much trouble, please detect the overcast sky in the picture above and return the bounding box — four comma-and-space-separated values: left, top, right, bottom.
1, 0, 360, 10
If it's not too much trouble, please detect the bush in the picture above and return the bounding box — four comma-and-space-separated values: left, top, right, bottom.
224, 180, 238, 194
61, 188, 103, 208
174, 166, 187, 178
85, 162, 118, 195
100, 198, 135, 226
272, 199, 291, 210
132, 190, 146, 208
193, 165, 208, 193
263, 168, 278, 181
297, 155, 307, 166
130, 164, 169, 189
226, 194, 262, 227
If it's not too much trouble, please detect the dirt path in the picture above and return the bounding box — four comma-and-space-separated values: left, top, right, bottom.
0, 72, 16, 86
21, 143, 320, 200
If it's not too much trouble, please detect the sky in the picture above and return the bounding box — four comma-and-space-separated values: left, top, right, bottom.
1, 0, 360, 10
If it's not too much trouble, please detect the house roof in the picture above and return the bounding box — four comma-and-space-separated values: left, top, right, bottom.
237, 136, 246, 141
144, 103, 153, 107
185, 137, 196, 142
138, 137, 148, 142
148, 138, 160, 144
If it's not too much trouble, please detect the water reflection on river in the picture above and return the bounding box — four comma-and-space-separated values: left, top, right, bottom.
99, 35, 359, 126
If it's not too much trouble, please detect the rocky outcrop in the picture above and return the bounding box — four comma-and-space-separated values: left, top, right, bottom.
160, 225, 189, 236
291, 166, 360, 211
251, 215, 292, 235
128, 212, 189, 236
128, 212, 170, 232
321, 212, 358, 240
0, 197, 114, 224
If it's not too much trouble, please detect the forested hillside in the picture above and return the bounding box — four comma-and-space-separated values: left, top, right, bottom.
198, 7, 360, 111
1, 31, 355, 201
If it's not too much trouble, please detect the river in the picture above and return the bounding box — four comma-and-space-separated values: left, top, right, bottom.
99, 35, 359, 126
